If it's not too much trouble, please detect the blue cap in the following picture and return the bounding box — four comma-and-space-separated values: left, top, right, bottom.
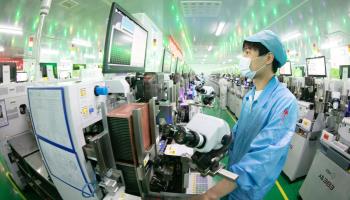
244, 30, 287, 68
94, 86, 108, 96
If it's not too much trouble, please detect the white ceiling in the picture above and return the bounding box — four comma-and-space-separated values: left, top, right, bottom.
0, 0, 349, 72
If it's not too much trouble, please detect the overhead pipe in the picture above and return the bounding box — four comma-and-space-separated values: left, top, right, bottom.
33, 0, 52, 81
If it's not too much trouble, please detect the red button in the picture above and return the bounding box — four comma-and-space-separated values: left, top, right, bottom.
323, 134, 329, 140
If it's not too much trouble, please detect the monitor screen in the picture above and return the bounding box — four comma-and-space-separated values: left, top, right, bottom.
103, 3, 148, 73
0, 62, 17, 83
293, 66, 305, 77
40, 63, 58, 79
279, 61, 292, 76
306, 56, 327, 77
72, 64, 86, 71
162, 50, 172, 73
16, 72, 28, 82
171, 58, 177, 73
340, 65, 350, 79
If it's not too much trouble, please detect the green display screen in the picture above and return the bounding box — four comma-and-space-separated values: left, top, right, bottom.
73, 64, 86, 70
109, 28, 132, 65
40, 63, 58, 78
293, 66, 305, 77
162, 50, 172, 73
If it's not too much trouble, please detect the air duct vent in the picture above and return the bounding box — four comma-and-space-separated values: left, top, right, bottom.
181, 1, 222, 17
59, 0, 79, 9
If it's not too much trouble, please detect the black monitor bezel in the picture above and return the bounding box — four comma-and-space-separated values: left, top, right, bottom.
306, 56, 327, 77
39, 62, 58, 78
340, 65, 350, 79
103, 2, 148, 74
0, 62, 17, 83
161, 49, 172, 73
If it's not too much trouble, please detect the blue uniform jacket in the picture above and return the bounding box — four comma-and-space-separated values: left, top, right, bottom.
227, 76, 298, 200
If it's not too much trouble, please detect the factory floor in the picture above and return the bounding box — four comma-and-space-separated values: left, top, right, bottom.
0, 99, 304, 200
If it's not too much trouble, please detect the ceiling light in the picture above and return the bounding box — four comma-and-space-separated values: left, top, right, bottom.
0, 46, 4, 52
72, 38, 91, 47
281, 31, 301, 42
228, 59, 233, 62
193, 36, 196, 42
215, 22, 226, 36
0, 25, 23, 35
208, 45, 213, 51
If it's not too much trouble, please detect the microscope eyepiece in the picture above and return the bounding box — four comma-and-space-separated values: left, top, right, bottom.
174, 127, 205, 148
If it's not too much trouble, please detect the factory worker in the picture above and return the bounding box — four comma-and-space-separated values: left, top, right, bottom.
194, 30, 298, 200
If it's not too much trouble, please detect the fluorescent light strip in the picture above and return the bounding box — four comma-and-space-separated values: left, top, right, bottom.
72, 38, 91, 47
215, 22, 226, 36
208, 45, 213, 52
0, 25, 23, 35
0, 46, 4, 52
281, 31, 301, 42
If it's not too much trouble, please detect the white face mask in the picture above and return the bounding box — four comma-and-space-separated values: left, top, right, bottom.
238, 56, 267, 79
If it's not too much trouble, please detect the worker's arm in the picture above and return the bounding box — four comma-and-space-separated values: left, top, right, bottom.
190, 179, 236, 200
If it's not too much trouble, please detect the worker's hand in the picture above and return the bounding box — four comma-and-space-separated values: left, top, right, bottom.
190, 193, 211, 200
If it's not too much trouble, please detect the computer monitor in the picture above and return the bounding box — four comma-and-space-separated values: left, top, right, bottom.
16, 72, 28, 82
306, 56, 327, 77
177, 63, 184, 74
340, 65, 350, 79
103, 2, 148, 73
279, 61, 292, 76
40, 63, 58, 79
72, 64, 86, 78
162, 50, 172, 73
171, 58, 177, 73
72, 64, 87, 71
0, 62, 17, 83
175, 60, 181, 74
293, 66, 305, 77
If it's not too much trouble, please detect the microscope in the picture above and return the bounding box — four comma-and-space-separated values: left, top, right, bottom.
195, 85, 216, 106
159, 113, 238, 181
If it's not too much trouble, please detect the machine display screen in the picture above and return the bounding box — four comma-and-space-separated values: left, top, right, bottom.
72, 64, 86, 70
306, 56, 327, 77
16, 72, 28, 82
293, 66, 305, 77
279, 61, 292, 76
103, 3, 148, 73
0, 62, 17, 83
340, 65, 350, 79
162, 50, 172, 73
171, 58, 177, 73
40, 63, 58, 79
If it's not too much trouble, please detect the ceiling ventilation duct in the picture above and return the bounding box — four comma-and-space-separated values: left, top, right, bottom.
59, 0, 79, 9
180, 1, 222, 17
